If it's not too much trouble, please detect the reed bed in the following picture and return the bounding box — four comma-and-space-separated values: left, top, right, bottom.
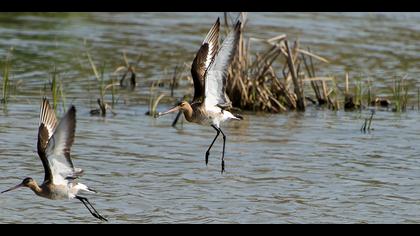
216, 13, 415, 114
224, 13, 334, 113
0, 16, 416, 118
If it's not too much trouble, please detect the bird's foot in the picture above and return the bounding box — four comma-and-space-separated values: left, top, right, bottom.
221, 160, 225, 174
205, 151, 210, 166
95, 213, 108, 222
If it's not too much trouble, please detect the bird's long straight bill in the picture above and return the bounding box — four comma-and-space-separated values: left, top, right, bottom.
157, 106, 180, 117
1, 183, 23, 194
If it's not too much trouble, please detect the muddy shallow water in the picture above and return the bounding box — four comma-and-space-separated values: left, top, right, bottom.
0, 12, 420, 223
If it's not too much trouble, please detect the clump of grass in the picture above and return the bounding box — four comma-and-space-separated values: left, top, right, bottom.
146, 80, 165, 117
167, 13, 412, 115
85, 46, 118, 116
391, 75, 409, 112
170, 65, 181, 98
114, 51, 142, 90
344, 74, 379, 111
41, 65, 67, 115
50, 65, 67, 114
224, 13, 330, 113
352, 77, 364, 110
1, 48, 13, 105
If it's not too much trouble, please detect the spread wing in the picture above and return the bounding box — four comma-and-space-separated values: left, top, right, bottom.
191, 17, 220, 102
44, 103, 81, 185
45, 105, 77, 185
204, 20, 241, 109
37, 98, 58, 183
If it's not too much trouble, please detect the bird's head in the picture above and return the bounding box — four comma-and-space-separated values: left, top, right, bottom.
177, 101, 190, 111
1, 177, 36, 194
157, 101, 190, 117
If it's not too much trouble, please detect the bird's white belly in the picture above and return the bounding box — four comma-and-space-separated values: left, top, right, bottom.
206, 106, 233, 128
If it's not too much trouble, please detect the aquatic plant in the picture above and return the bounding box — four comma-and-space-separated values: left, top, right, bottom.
114, 51, 142, 90
1, 48, 13, 104
391, 75, 409, 112
224, 13, 330, 113
50, 65, 67, 114
85, 46, 119, 116
146, 80, 165, 117
162, 13, 415, 116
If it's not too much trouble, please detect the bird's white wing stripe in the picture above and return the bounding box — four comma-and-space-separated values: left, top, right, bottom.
205, 23, 239, 108
39, 98, 57, 140
205, 70, 228, 107
202, 18, 219, 71
205, 48, 213, 69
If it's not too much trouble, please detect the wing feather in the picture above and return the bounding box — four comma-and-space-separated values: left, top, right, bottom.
37, 98, 58, 183
45, 105, 79, 185
204, 21, 241, 109
191, 18, 220, 102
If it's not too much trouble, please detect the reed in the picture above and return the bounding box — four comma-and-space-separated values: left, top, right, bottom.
391, 75, 409, 112
146, 80, 165, 117
1, 48, 13, 104
86, 48, 119, 116
50, 65, 60, 113
114, 51, 141, 90
417, 87, 419, 111
162, 14, 414, 115
59, 79, 67, 112
224, 13, 329, 113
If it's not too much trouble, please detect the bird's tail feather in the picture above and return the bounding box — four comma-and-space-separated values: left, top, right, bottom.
233, 114, 243, 120
75, 183, 97, 194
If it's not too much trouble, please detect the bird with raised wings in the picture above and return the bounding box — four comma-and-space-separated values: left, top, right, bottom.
159, 18, 243, 173
2, 98, 107, 222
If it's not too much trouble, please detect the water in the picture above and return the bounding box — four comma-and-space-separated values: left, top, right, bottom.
0, 12, 420, 223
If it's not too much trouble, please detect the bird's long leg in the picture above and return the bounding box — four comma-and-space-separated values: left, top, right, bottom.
83, 198, 108, 222
76, 196, 97, 218
75, 196, 108, 222
206, 125, 221, 166
219, 128, 226, 174
171, 111, 182, 127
